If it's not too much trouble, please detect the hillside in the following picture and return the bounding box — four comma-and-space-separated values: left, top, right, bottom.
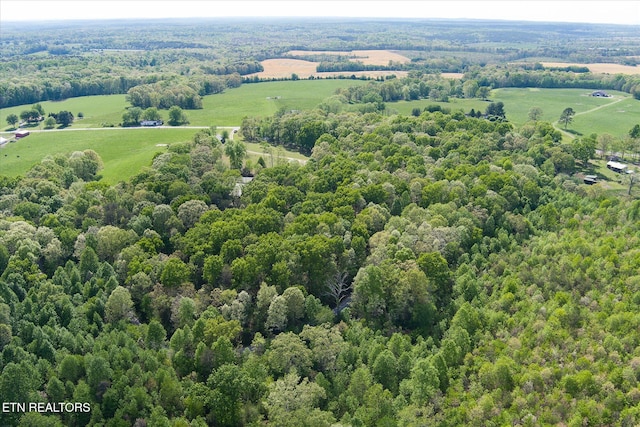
2, 16, 640, 427
1, 100, 640, 425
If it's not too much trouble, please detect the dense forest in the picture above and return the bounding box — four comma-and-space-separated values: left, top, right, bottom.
2, 16, 640, 427
2, 18, 640, 108
1, 90, 640, 425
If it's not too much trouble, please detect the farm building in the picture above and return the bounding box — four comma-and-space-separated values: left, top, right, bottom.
15, 130, 30, 139
0, 137, 8, 148
140, 120, 163, 126
583, 175, 598, 185
607, 160, 628, 173
591, 90, 610, 97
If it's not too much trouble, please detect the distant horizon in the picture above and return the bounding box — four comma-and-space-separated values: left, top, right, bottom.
2, 15, 639, 27
1, 1, 639, 26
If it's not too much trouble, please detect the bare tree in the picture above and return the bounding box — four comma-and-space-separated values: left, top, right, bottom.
324, 271, 352, 309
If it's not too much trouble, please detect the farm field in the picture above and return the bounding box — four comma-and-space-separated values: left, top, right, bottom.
285, 49, 412, 65
192, 79, 370, 125
1, 79, 369, 130
540, 62, 640, 75
0, 128, 196, 183
391, 88, 640, 138
0, 128, 310, 183
249, 49, 411, 79
0, 95, 128, 130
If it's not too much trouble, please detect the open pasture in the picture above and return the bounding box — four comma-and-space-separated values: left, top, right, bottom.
0, 128, 196, 183
493, 88, 640, 136
391, 88, 640, 137
192, 79, 369, 125
1, 95, 128, 130
1, 79, 369, 130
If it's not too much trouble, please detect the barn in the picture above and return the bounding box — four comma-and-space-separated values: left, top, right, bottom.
607, 160, 628, 173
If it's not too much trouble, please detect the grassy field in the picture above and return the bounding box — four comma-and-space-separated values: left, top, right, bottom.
390, 88, 640, 138
0, 79, 366, 180
0, 95, 128, 130
0, 128, 313, 183
1, 79, 368, 130
2, 82, 638, 182
0, 128, 197, 183
189, 79, 368, 126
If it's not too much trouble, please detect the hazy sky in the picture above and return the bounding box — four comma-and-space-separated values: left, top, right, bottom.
1, 1, 639, 25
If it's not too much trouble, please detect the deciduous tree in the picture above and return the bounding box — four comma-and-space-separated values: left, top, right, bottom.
559, 107, 575, 129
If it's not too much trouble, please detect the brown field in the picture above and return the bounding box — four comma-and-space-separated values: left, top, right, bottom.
286, 49, 412, 65
441, 72, 465, 79
541, 62, 640, 75
249, 51, 411, 79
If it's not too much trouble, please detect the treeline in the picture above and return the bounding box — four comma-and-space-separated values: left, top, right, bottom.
316, 61, 395, 73
126, 82, 203, 110
201, 61, 264, 76
0, 75, 149, 109
467, 64, 640, 99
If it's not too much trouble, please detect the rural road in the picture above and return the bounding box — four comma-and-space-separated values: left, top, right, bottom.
6, 125, 236, 133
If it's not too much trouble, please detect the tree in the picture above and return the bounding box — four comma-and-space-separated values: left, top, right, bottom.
559, 107, 575, 129
6, 113, 19, 128
105, 286, 134, 323
224, 140, 247, 169
571, 137, 596, 166
485, 102, 505, 120
597, 133, 614, 159
142, 107, 162, 121
265, 371, 332, 426
168, 106, 189, 126
32, 103, 44, 116
463, 80, 479, 98
528, 106, 543, 122
477, 86, 491, 100
220, 129, 230, 143
372, 349, 399, 393
160, 257, 192, 288
122, 107, 143, 127
324, 271, 352, 309
56, 110, 74, 127
20, 109, 40, 123
43, 116, 56, 129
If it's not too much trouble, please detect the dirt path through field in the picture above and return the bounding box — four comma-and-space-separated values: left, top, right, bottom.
554, 96, 625, 139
